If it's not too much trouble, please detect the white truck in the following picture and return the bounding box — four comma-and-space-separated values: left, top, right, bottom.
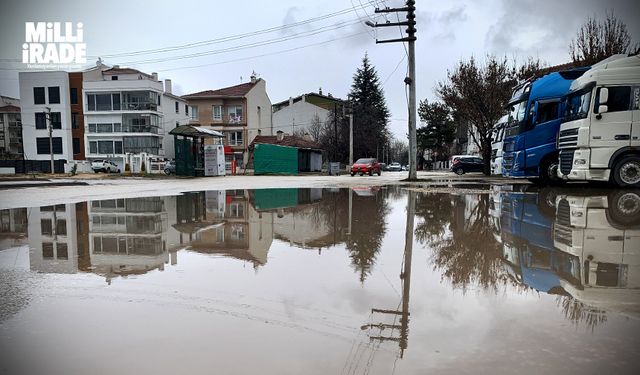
552, 190, 640, 318
557, 54, 640, 187
490, 115, 509, 175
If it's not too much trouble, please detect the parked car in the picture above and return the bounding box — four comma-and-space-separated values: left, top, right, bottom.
91, 160, 120, 173
450, 156, 483, 175
350, 158, 381, 176
379, 162, 387, 171
387, 162, 402, 171
164, 161, 176, 174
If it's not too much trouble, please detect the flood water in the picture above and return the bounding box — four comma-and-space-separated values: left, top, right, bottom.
1, 186, 640, 374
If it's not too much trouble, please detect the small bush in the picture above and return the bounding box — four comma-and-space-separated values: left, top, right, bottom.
70, 163, 78, 176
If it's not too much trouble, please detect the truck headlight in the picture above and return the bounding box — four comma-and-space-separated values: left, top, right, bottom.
574, 159, 586, 165
571, 210, 583, 217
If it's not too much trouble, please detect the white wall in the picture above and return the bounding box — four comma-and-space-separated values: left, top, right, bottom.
272, 99, 330, 139
160, 94, 189, 160
19, 71, 73, 161
245, 79, 273, 144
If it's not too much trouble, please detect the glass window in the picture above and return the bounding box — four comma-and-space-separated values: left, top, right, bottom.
57, 243, 68, 259
213, 105, 222, 120
228, 106, 243, 123
564, 89, 592, 121
34, 87, 45, 104
87, 94, 96, 111
229, 131, 243, 146
96, 94, 112, 111
36, 137, 63, 154
535, 101, 559, 125
56, 219, 67, 235
42, 242, 54, 258
98, 141, 114, 154
113, 123, 121, 132
114, 141, 123, 154
185, 104, 189, 115
596, 86, 631, 113
112, 93, 121, 110
189, 106, 198, 120
73, 138, 80, 154
88, 124, 96, 133
70, 87, 78, 104
50, 112, 61, 129
89, 141, 97, 154
35, 112, 46, 129
175, 101, 179, 113
97, 123, 112, 133
71, 112, 79, 129
41, 219, 53, 235
48, 87, 60, 104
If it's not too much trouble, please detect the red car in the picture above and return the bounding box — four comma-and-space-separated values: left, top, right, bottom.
350, 158, 382, 176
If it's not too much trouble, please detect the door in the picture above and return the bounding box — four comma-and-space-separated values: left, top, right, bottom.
631, 86, 640, 148
589, 86, 632, 168
525, 99, 561, 172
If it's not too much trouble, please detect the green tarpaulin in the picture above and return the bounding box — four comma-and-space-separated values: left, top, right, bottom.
252, 188, 299, 210
253, 143, 298, 175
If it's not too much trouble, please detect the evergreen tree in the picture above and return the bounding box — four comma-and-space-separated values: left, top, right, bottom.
348, 54, 391, 161
417, 99, 456, 163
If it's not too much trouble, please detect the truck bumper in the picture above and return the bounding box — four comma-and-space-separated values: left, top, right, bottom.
559, 148, 611, 182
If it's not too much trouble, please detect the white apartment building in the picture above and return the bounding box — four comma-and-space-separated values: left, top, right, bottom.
0, 96, 22, 156
19, 71, 75, 162
161, 79, 189, 159
272, 91, 342, 140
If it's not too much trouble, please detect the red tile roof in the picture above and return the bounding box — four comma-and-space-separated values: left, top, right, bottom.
182, 81, 258, 99
250, 135, 323, 151
0, 105, 20, 113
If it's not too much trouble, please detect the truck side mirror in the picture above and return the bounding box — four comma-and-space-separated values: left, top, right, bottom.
598, 105, 608, 115
599, 87, 609, 105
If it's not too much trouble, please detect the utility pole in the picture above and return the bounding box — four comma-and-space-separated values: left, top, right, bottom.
366, 0, 417, 180
45, 107, 54, 174
345, 95, 354, 166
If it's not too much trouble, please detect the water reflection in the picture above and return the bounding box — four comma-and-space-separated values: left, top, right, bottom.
414, 186, 640, 327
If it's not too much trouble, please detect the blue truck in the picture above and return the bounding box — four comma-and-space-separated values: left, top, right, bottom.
502, 68, 589, 184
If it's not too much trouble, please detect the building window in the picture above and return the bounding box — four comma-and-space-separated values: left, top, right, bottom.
229, 131, 243, 146
33, 87, 45, 104
185, 104, 189, 115
70, 88, 78, 104
35, 112, 46, 129
89, 141, 97, 154
228, 106, 243, 123
123, 136, 160, 154
213, 105, 222, 120
189, 105, 198, 120
175, 101, 179, 113
48, 87, 60, 104
71, 112, 79, 129
98, 140, 114, 154
41, 219, 53, 235
56, 219, 67, 235
57, 243, 68, 259
50, 112, 61, 129
42, 242, 54, 258
73, 138, 80, 154
176, 122, 179, 128
36, 137, 63, 154
87, 93, 122, 111
111, 76, 118, 80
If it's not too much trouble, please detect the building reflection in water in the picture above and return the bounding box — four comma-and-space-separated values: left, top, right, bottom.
415, 186, 640, 328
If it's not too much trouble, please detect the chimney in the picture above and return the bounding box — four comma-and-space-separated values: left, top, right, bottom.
164, 79, 172, 94
319, 87, 322, 95
288, 97, 293, 106
113, 64, 119, 69
302, 94, 306, 102
152, 72, 158, 81
303, 133, 313, 142
250, 70, 257, 83
276, 130, 284, 141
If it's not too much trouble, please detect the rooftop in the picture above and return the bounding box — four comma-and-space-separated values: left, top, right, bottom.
0, 105, 20, 113
182, 80, 259, 99
102, 67, 154, 78
250, 134, 323, 151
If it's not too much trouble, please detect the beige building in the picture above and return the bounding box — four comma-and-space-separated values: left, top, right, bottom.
182, 74, 272, 167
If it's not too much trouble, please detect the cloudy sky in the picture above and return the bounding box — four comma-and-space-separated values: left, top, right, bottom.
1, 0, 638, 139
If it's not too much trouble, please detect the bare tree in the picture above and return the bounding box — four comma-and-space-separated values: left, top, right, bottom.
307, 113, 323, 141
570, 10, 639, 66
437, 56, 516, 175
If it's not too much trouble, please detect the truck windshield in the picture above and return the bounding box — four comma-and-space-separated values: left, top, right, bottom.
563, 88, 592, 122
508, 101, 527, 123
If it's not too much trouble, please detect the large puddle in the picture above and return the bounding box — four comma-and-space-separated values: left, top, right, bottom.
1, 186, 639, 374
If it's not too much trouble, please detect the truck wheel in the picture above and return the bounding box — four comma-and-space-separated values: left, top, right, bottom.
612, 155, 640, 187
539, 158, 563, 186
607, 190, 640, 228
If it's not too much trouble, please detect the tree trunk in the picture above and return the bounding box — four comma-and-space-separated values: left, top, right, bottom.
482, 139, 492, 176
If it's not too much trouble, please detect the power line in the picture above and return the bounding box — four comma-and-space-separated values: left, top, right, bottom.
89, 1, 378, 59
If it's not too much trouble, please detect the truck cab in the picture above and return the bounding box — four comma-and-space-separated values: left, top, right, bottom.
490, 115, 508, 175
557, 55, 640, 187
552, 190, 640, 318
502, 68, 588, 184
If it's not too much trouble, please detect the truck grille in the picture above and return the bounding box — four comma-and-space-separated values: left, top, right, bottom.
554, 224, 573, 247
558, 128, 579, 149
557, 199, 571, 226
503, 154, 513, 171
559, 150, 574, 175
